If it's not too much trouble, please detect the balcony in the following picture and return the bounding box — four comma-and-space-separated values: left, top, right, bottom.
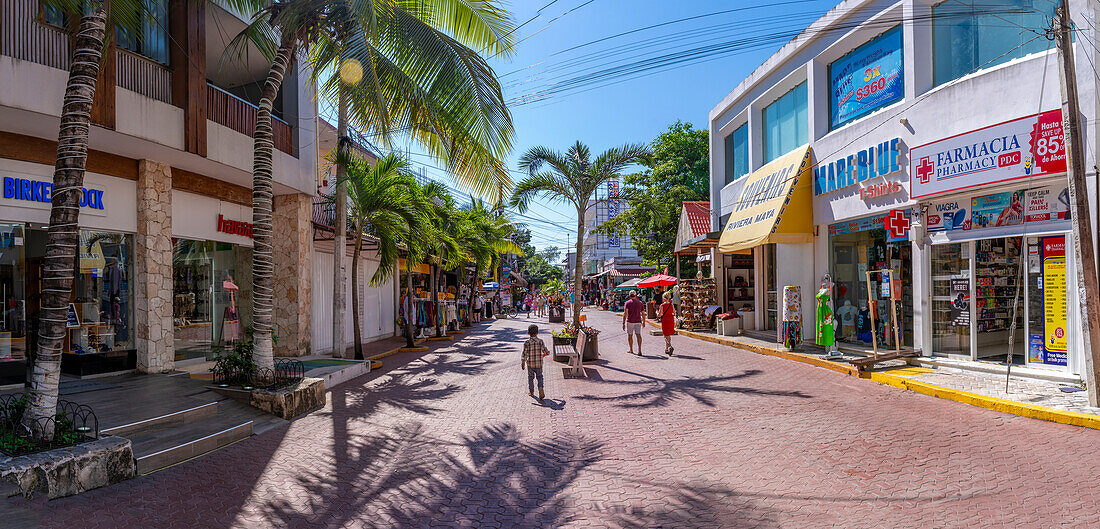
206, 83, 293, 156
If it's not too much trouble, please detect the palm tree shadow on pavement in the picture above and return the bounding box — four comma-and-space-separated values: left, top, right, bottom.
574, 368, 813, 408
259, 422, 605, 529
592, 483, 782, 529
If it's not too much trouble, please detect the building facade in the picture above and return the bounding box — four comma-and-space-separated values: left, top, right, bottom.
0, 0, 318, 383
709, 0, 1098, 378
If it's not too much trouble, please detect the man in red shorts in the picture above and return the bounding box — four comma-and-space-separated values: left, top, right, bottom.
622, 290, 646, 356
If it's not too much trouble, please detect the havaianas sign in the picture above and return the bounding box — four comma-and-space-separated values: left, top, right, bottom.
813, 138, 904, 196
2, 175, 106, 211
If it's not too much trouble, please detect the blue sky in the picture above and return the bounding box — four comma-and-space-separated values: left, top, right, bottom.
400, 0, 839, 252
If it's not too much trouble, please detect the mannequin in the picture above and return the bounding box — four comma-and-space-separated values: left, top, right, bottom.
816, 275, 839, 356
856, 302, 873, 344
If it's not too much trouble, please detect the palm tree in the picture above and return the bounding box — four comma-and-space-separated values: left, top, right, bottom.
238, 0, 517, 369
335, 152, 422, 359
417, 182, 463, 337
511, 142, 649, 326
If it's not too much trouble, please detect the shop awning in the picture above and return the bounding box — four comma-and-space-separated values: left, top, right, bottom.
615, 278, 643, 290
609, 267, 651, 278
718, 145, 814, 253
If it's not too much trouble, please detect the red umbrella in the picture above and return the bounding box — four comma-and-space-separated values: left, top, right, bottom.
638, 274, 678, 288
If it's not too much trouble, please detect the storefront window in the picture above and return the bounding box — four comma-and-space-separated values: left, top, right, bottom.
762, 82, 808, 163
932, 0, 1055, 87
0, 224, 134, 383
724, 124, 749, 185
173, 239, 252, 360
829, 219, 913, 348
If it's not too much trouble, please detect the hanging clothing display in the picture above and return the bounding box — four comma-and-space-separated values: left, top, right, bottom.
782, 286, 802, 349
815, 287, 835, 347
856, 306, 872, 343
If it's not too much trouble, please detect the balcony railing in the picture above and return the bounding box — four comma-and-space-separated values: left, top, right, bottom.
116, 49, 171, 104
206, 83, 293, 155
1, 0, 70, 69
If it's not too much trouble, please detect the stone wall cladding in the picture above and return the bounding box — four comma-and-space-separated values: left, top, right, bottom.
272, 193, 312, 357
135, 160, 174, 373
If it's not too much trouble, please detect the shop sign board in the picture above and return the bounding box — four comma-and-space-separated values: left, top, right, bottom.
216, 214, 254, 238
909, 110, 1066, 199
813, 138, 903, 196
2, 174, 107, 216
829, 27, 904, 128
1039, 236, 1068, 366
826, 209, 910, 242
925, 183, 1069, 233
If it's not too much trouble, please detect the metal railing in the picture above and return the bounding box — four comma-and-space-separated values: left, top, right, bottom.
206, 82, 294, 155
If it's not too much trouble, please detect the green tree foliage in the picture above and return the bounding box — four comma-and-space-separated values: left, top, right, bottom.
596, 121, 709, 269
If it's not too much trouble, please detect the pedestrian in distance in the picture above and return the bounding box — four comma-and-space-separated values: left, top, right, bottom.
524, 293, 533, 318
522, 324, 550, 401
622, 290, 646, 356
659, 290, 676, 356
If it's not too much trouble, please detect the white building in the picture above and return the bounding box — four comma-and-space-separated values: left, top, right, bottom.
708, 0, 1097, 380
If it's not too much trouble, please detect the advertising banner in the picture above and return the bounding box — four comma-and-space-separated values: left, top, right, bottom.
925, 184, 1070, 233
909, 110, 1066, 199
826, 209, 910, 243
829, 27, 904, 128
1040, 236, 1068, 366
950, 278, 970, 327
606, 180, 620, 248
971, 190, 1024, 229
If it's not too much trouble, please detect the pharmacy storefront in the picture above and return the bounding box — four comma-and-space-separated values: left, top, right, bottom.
909, 110, 1081, 374
0, 160, 138, 383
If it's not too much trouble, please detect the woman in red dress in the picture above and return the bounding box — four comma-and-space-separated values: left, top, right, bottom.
659, 290, 676, 356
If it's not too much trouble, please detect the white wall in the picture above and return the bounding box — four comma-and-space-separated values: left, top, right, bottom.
311, 248, 396, 355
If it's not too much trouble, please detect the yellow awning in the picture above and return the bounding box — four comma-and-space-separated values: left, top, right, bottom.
718, 145, 813, 253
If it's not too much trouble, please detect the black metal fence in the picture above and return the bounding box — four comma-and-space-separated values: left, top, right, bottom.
214, 359, 305, 390
0, 394, 99, 457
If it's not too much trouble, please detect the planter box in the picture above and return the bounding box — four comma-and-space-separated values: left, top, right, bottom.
0, 436, 136, 500
579, 330, 599, 361
249, 377, 326, 420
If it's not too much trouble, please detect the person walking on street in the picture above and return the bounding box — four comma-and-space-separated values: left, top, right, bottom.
473, 292, 483, 323
522, 324, 550, 401
659, 290, 676, 356
622, 290, 646, 356
524, 294, 533, 318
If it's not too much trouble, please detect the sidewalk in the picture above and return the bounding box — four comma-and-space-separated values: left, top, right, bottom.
605, 309, 1100, 429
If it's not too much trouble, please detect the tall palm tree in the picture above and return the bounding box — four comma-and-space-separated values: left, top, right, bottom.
418, 182, 463, 337
238, 0, 517, 369
335, 152, 422, 359
511, 141, 649, 326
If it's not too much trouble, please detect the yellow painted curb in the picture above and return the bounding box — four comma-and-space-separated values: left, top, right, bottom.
369, 360, 383, 370
868, 372, 1100, 430
396, 346, 429, 353
428, 336, 453, 341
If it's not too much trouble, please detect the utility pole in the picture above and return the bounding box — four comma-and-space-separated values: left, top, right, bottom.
1054, 0, 1100, 405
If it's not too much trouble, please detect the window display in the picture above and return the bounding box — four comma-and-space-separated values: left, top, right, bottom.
0, 224, 135, 383
173, 239, 252, 360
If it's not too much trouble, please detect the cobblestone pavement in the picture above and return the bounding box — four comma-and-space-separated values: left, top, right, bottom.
5, 310, 1099, 528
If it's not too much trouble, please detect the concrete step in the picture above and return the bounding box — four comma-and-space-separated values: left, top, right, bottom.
100, 401, 219, 439
131, 417, 254, 475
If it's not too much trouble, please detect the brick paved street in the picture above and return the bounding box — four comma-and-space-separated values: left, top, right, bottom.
6, 309, 1100, 528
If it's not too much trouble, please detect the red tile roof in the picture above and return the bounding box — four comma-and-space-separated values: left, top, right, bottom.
682, 201, 711, 239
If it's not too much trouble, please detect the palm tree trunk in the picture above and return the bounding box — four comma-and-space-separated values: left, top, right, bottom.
468, 265, 480, 325
251, 34, 297, 372
404, 266, 415, 348
573, 209, 585, 327
332, 87, 348, 358
431, 263, 440, 337
351, 227, 363, 359
22, 9, 107, 439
